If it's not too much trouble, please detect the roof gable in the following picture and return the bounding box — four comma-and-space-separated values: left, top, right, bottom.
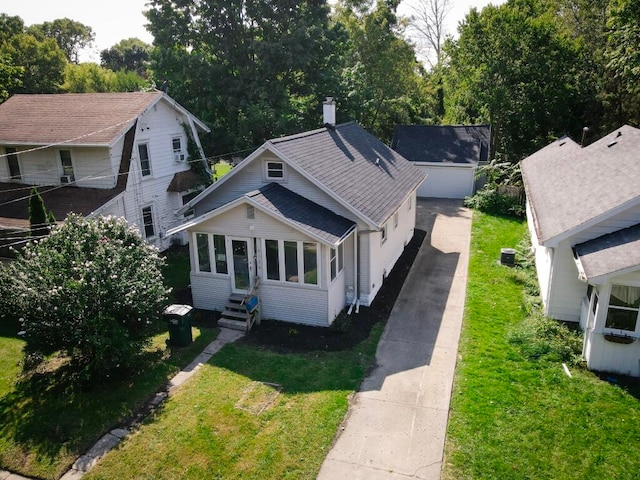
521, 126, 640, 245
187, 123, 425, 228
0, 92, 208, 147
391, 124, 491, 164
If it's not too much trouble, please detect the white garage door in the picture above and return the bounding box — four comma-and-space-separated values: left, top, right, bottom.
416, 165, 476, 199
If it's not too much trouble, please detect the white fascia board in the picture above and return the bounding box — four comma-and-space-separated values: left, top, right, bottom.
267, 142, 379, 230
545, 196, 640, 248
156, 93, 211, 132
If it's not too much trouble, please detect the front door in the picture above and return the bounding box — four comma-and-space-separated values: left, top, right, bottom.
230, 237, 252, 294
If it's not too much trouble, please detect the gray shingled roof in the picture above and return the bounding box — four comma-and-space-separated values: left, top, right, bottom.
521, 126, 640, 244
269, 122, 425, 227
247, 183, 355, 245
574, 224, 640, 280
391, 124, 491, 164
0, 92, 164, 146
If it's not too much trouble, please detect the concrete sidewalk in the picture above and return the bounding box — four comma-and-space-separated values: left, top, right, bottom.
318, 198, 472, 480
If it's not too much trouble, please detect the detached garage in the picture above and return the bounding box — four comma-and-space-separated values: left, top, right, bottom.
391, 125, 491, 199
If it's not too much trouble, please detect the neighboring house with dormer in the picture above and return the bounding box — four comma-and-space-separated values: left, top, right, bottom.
391, 124, 491, 199
0, 91, 210, 252
522, 125, 640, 377
167, 99, 425, 329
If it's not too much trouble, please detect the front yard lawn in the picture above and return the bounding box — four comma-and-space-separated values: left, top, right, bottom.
443, 211, 640, 480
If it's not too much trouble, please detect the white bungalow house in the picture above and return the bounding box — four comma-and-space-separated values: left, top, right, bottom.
391, 125, 491, 199
521, 125, 640, 376
0, 91, 210, 252
168, 99, 425, 329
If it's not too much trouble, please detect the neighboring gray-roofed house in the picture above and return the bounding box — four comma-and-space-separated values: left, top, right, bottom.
168, 100, 425, 329
0, 91, 210, 252
521, 125, 640, 376
391, 124, 491, 198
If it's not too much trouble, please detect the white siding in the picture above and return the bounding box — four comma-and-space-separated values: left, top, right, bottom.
528, 201, 553, 314
327, 253, 347, 324
415, 164, 476, 199
191, 273, 231, 311
546, 240, 587, 322
361, 192, 416, 306
260, 283, 329, 326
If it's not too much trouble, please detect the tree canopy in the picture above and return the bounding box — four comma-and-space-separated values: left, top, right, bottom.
27, 18, 95, 64
100, 37, 151, 76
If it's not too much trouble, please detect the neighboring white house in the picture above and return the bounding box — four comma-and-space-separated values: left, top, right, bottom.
168, 99, 425, 329
0, 91, 210, 252
391, 125, 491, 199
521, 125, 640, 376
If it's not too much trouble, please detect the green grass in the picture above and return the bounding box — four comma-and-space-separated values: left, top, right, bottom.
443, 211, 640, 480
0, 322, 218, 480
213, 161, 232, 181
84, 323, 384, 480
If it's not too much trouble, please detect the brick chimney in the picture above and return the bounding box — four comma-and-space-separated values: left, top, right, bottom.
323, 97, 336, 127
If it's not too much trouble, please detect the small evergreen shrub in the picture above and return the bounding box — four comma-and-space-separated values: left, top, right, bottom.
464, 188, 524, 218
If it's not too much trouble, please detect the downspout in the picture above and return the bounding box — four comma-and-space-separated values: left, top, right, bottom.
354, 226, 359, 303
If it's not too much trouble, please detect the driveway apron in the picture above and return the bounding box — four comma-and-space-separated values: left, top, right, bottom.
318, 198, 472, 480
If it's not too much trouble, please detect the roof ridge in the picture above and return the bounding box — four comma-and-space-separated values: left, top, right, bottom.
270, 122, 356, 145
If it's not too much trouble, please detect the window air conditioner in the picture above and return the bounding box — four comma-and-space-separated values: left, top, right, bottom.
174, 153, 185, 162
60, 174, 75, 184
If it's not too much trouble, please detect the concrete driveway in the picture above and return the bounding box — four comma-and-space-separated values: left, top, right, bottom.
318, 198, 472, 480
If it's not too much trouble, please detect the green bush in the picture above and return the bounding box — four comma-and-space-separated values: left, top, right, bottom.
0, 214, 170, 383
464, 188, 525, 218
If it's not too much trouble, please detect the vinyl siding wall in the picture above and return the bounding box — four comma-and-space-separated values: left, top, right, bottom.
570, 204, 640, 244
546, 239, 587, 322
527, 201, 554, 313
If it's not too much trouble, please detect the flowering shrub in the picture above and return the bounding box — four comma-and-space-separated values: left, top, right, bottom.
0, 214, 170, 382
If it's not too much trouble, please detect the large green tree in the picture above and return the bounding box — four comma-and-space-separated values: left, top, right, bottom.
146, 0, 339, 154
443, 0, 584, 160
63, 62, 149, 92
100, 37, 151, 77
27, 18, 95, 64
334, 0, 424, 141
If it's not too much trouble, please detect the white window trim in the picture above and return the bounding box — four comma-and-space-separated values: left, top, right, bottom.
329, 243, 345, 282
265, 160, 285, 181
172, 136, 186, 163
381, 223, 388, 245
603, 282, 640, 336
262, 238, 320, 287
138, 142, 152, 178
393, 212, 399, 230
193, 232, 229, 275
408, 195, 412, 211
5, 147, 21, 181
141, 204, 157, 240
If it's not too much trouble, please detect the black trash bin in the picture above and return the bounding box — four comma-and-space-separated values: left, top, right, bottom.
164, 304, 193, 347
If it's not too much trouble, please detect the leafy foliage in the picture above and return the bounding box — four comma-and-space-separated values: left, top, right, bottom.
27, 18, 95, 64
28, 187, 54, 238
63, 62, 149, 92
0, 214, 169, 383
100, 37, 151, 76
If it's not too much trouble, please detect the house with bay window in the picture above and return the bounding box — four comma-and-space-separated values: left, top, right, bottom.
168, 99, 425, 329
0, 91, 210, 252
521, 125, 640, 376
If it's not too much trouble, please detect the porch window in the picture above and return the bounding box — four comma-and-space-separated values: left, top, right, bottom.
284, 241, 298, 282
6, 147, 20, 180
196, 233, 211, 272
138, 143, 152, 177
265, 239, 280, 280
303, 242, 318, 285
605, 284, 640, 332
213, 234, 228, 274
330, 243, 344, 282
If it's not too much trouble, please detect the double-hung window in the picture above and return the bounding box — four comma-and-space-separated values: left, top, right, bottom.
5, 147, 20, 180
330, 243, 344, 281
60, 150, 74, 176
141, 206, 155, 238
172, 137, 185, 162
605, 284, 640, 333
266, 161, 284, 180
195, 233, 228, 274
138, 143, 152, 177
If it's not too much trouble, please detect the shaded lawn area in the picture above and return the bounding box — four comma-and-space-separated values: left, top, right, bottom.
0, 325, 218, 480
443, 211, 640, 480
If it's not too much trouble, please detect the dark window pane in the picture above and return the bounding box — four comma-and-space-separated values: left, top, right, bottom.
284, 241, 298, 282
265, 239, 280, 280
196, 234, 211, 272
214, 235, 228, 274
606, 308, 638, 331
338, 243, 344, 272
142, 206, 154, 238
138, 144, 151, 176
330, 248, 337, 281
6, 147, 20, 180
267, 161, 284, 178
303, 243, 317, 285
